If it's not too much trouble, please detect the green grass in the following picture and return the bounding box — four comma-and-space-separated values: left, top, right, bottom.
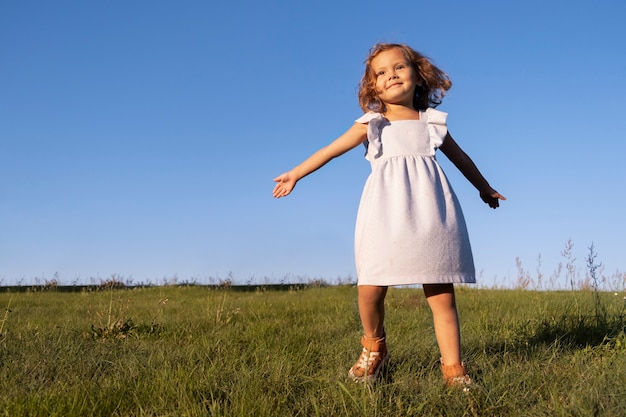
1, 285, 625, 416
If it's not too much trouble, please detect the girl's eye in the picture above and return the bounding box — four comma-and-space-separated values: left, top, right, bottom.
377, 71, 385, 76
396, 64, 405, 70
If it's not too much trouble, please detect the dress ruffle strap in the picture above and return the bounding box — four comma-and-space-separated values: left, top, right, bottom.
424, 107, 448, 149
355, 112, 388, 161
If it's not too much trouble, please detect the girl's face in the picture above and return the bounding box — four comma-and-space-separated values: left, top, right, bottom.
371, 47, 418, 108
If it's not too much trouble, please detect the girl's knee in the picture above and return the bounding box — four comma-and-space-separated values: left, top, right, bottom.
423, 283, 455, 298
424, 285, 457, 311
358, 285, 387, 304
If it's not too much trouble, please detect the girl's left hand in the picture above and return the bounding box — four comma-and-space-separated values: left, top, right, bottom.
480, 190, 506, 209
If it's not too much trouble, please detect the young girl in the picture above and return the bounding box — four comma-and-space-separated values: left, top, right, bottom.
273, 43, 505, 387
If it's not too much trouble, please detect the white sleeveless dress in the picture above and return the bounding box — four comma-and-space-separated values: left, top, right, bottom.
354, 108, 475, 286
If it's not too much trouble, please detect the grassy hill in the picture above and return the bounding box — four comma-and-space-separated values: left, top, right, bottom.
1, 284, 625, 416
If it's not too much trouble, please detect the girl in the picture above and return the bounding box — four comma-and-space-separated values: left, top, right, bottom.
273, 43, 505, 387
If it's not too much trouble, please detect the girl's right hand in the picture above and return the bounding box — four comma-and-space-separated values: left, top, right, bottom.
273, 172, 297, 198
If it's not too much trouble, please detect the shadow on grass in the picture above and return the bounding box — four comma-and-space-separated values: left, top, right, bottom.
524, 314, 625, 348
483, 313, 626, 356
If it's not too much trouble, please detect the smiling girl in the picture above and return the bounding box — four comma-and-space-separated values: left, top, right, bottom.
273, 43, 505, 387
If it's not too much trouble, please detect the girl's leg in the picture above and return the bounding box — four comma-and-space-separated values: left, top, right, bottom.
357, 285, 388, 338
349, 285, 389, 382
423, 283, 461, 366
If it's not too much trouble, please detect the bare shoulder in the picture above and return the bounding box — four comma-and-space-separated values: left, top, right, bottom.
340, 120, 368, 141
439, 131, 459, 151
351, 120, 369, 133
344, 121, 368, 143
325, 121, 368, 155
439, 131, 469, 161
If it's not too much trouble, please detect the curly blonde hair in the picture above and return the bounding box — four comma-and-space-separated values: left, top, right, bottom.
358, 43, 452, 113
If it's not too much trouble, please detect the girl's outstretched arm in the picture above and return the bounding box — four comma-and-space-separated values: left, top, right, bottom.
439, 132, 506, 209
273, 123, 368, 198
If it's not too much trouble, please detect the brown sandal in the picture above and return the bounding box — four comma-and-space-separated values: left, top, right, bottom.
348, 335, 389, 382
441, 359, 472, 391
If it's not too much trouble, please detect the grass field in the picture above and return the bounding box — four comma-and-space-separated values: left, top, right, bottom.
1, 284, 625, 416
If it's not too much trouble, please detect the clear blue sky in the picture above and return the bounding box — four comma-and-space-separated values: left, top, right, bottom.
2, 1, 625, 287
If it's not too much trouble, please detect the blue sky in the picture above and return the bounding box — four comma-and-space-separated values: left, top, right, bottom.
2, 0, 625, 287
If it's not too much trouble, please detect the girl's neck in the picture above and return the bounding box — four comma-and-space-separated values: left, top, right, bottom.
383, 104, 420, 121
